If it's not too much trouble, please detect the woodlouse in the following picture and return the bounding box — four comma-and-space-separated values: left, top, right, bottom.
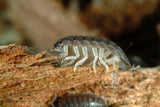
50, 92, 108, 107
49, 35, 132, 86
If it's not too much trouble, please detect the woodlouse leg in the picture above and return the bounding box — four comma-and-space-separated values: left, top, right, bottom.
97, 60, 102, 66
74, 47, 88, 71
61, 46, 68, 63
62, 46, 80, 66
60, 47, 65, 63
92, 47, 98, 73
111, 72, 115, 88
63, 45, 68, 57
50, 93, 57, 107
99, 48, 109, 73
64, 46, 79, 60
116, 71, 120, 85
112, 60, 116, 70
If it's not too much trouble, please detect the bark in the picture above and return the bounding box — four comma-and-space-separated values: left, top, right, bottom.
0, 44, 160, 107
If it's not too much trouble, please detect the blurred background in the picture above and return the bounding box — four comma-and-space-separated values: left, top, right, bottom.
0, 0, 160, 67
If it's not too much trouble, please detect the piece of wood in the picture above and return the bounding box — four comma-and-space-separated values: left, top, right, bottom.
0, 44, 160, 107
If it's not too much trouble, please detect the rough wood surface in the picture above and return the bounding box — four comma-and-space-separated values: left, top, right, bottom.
0, 44, 160, 107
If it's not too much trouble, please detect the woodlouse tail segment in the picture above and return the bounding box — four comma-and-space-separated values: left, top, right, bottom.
45, 48, 62, 59
51, 92, 108, 107
25, 47, 38, 55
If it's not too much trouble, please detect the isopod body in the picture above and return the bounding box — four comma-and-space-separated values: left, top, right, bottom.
50, 92, 108, 107
50, 35, 132, 86
52, 36, 131, 71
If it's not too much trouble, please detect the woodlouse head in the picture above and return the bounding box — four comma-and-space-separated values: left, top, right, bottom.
130, 65, 140, 73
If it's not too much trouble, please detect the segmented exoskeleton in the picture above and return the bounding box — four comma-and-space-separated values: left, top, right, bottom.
50, 92, 107, 107
49, 36, 132, 86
